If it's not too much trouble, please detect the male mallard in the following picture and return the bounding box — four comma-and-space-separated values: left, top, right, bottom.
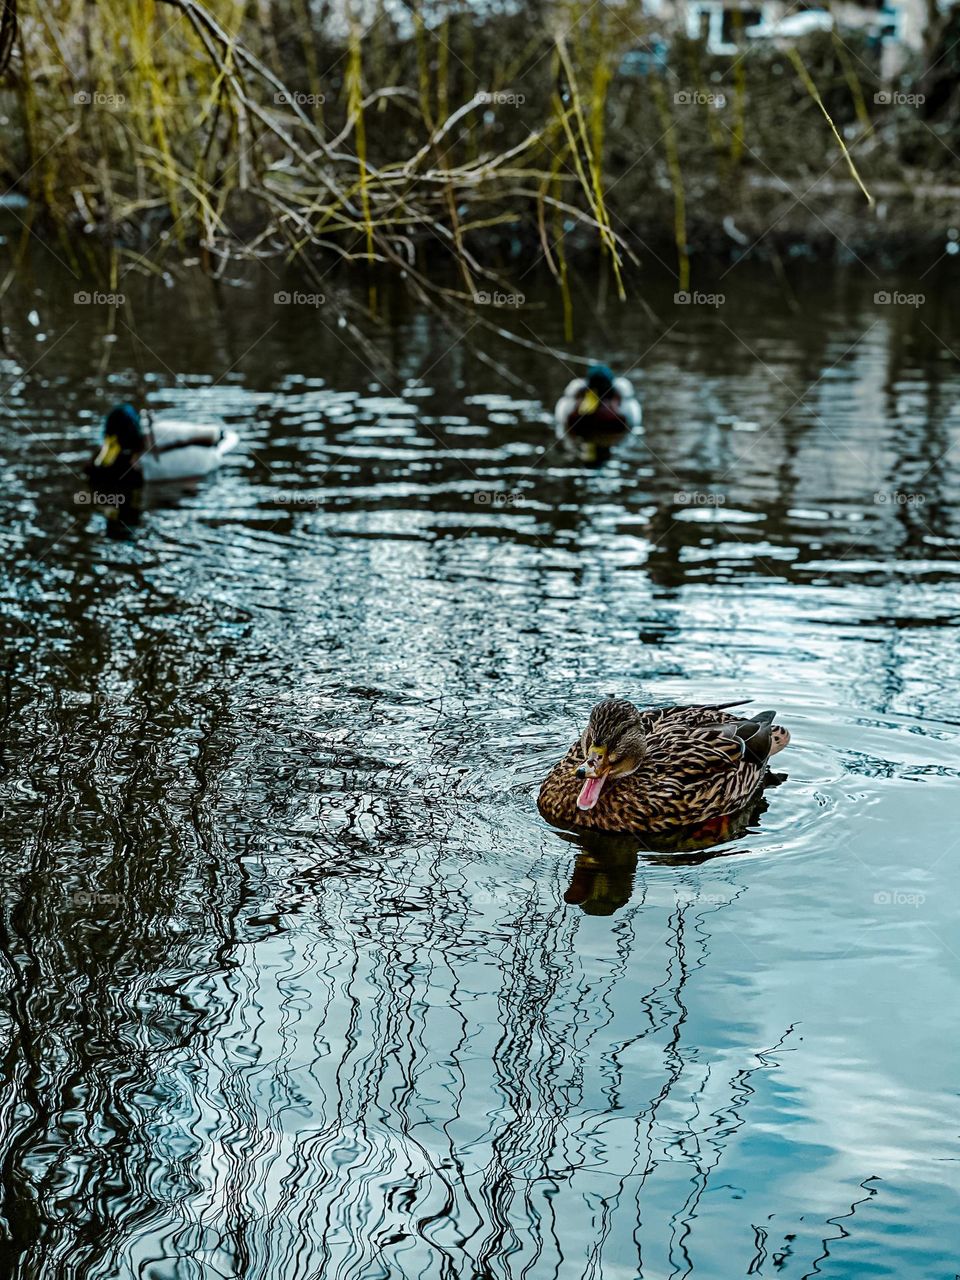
538, 698, 790, 837
554, 363, 642, 444
88, 403, 239, 488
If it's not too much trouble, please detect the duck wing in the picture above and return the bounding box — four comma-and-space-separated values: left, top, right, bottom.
634, 700, 751, 735
644, 708, 779, 774
140, 420, 237, 482
613, 376, 642, 430
554, 379, 586, 436
149, 420, 224, 451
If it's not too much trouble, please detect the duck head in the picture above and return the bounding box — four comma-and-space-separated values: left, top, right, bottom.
89, 403, 145, 483
577, 364, 619, 417
575, 698, 647, 811
586, 364, 616, 398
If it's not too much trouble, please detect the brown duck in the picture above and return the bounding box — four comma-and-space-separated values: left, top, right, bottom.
538, 698, 790, 837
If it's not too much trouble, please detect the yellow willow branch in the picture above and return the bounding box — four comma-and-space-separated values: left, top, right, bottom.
787, 45, 873, 205
650, 77, 689, 294
555, 36, 625, 301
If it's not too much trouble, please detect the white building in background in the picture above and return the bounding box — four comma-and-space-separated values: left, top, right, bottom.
314, 0, 944, 81
678, 0, 933, 69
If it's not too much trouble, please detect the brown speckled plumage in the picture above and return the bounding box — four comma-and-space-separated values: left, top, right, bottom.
538, 699, 790, 837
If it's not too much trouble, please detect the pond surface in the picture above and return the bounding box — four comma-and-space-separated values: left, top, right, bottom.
1, 245, 959, 1279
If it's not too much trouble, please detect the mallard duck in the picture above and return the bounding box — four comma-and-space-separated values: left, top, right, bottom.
538, 698, 790, 837
88, 403, 239, 487
554, 363, 642, 444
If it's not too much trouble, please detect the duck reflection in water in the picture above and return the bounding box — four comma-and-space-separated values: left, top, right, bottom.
84, 482, 144, 540
82, 475, 215, 540
557, 788, 782, 915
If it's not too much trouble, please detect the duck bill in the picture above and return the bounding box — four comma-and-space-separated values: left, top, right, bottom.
94, 435, 121, 468
577, 771, 607, 811
578, 388, 601, 416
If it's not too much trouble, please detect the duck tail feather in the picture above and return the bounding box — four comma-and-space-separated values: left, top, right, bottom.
741, 722, 773, 764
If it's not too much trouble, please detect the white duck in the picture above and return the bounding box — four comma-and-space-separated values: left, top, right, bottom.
89, 403, 238, 486
554, 364, 642, 444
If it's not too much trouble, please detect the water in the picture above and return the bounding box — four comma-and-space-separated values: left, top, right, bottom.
1, 249, 959, 1278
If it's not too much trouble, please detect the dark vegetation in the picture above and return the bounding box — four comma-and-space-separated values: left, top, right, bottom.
0, 0, 958, 336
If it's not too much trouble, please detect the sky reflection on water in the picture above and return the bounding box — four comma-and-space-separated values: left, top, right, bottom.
0, 257, 959, 1278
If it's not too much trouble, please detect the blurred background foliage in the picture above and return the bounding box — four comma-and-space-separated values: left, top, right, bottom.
0, 0, 957, 309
